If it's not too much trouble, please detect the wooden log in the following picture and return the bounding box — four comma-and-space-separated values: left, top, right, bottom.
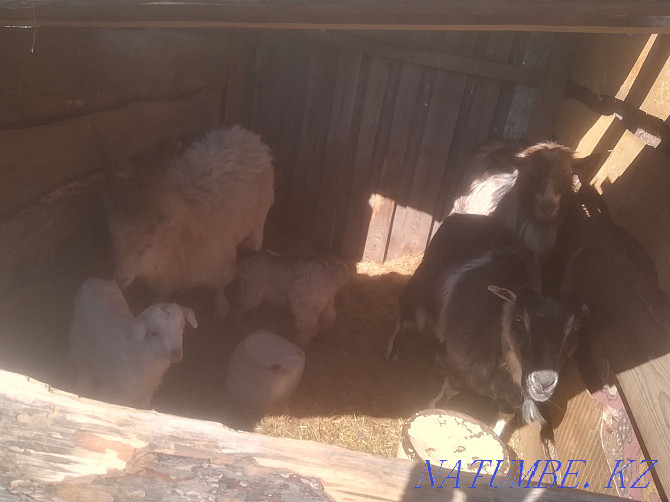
0, 368, 629, 501
1, 1, 670, 33
0, 88, 220, 219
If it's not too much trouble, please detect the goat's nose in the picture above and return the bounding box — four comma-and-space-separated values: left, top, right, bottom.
170, 348, 183, 363
530, 370, 558, 393
539, 200, 558, 215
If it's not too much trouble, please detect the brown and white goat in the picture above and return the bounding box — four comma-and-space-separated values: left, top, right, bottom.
388, 214, 589, 435
451, 141, 600, 263
105, 126, 275, 316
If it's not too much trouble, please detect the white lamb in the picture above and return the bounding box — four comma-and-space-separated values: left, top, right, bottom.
69, 278, 198, 409
106, 125, 275, 316
235, 252, 349, 345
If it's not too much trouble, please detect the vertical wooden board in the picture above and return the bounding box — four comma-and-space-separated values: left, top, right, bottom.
430, 33, 489, 220
329, 55, 372, 255
272, 36, 313, 230
362, 63, 424, 262
253, 31, 292, 234
338, 58, 392, 259
298, 48, 340, 241
504, 32, 553, 140
361, 193, 396, 263
490, 32, 530, 139
358, 61, 403, 262
313, 50, 362, 250
222, 29, 258, 129
283, 44, 328, 236
255, 31, 291, 152
383, 65, 435, 262
527, 33, 578, 143
385, 68, 470, 261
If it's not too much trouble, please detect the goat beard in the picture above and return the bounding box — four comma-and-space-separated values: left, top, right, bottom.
521, 394, 546, 425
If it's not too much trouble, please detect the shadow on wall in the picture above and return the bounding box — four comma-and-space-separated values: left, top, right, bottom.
260, 31, 666, 268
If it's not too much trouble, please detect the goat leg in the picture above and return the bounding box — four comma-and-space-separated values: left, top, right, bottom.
428, 376, 459, 409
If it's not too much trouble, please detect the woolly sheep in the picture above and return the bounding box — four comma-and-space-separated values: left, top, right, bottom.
235, 251, 349, 345
69, 278, 197, 409
106, 125, 275, 316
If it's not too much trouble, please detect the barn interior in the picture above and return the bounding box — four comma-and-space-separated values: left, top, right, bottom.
1, 2, 669, 500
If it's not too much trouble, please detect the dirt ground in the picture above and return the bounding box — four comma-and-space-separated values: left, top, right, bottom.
0, 230, 521, 460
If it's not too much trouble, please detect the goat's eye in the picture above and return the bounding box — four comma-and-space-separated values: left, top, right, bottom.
148, 331, 160, 337
513, 315, 525, 327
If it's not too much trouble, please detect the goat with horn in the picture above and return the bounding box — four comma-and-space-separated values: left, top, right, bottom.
388, 214, 590, 436
450, 141, 600, 264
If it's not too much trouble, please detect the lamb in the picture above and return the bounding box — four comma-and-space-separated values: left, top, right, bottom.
450, 141, 600, 263
69, 278, 198, 409
234, 251, 349, 345
106, 125, 275, 316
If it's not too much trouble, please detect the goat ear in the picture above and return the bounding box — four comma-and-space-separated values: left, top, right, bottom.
487, 285, 517, 303
572, 153, 601, 184
131, 318, 147, 342
182, 307, 198, 329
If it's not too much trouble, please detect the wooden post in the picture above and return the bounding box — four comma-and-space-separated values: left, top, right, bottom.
0, 369, 628, 501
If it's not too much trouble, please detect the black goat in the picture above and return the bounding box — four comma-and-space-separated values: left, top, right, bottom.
388, 214, 589, 435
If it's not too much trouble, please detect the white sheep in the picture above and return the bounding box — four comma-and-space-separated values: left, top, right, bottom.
106, 125, 275, 316
69, 278, 197, 409
235, 252, 349, 345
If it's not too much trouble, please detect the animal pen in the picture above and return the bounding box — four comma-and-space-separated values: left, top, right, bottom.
1, 1, 670, 501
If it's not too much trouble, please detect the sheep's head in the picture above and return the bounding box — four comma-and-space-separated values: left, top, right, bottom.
107, 206, 171, 289
135, 303, 197, 363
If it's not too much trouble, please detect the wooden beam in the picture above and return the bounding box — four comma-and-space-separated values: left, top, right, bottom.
0, 368, 629, 501
564, 79, 670, 155
0, 1, 670, 33
306, 31, 543, 87
526, 33, 577, 142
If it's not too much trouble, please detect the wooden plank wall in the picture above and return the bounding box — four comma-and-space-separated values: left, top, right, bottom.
0, 27, 246, 293
251, 30, 570, 262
